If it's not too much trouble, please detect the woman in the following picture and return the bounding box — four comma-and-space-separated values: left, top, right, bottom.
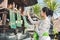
27, 7, 53, 40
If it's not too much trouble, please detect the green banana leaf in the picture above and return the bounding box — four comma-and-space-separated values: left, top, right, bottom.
33, 32, 39, 40
23, 16, 29, 28
16, 11, 22, 27
9, 9, 16, 29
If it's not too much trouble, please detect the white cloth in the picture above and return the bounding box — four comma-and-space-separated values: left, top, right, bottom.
37, 17, 51, 36
36, 17, 51, 40
39, 36, 51, 40
28, 16, 51, 40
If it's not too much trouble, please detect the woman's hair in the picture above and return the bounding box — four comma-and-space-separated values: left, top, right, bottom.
42, 7, 53, 17
0, 0, 4, 4
8, 0, 14, 5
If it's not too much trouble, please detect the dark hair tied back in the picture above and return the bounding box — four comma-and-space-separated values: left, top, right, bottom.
42, 7, 53, 17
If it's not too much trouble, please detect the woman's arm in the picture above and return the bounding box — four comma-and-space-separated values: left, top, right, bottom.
27, 12, 40, 25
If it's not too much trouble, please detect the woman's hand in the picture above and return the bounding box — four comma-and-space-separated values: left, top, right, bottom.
27, 11, 31, 18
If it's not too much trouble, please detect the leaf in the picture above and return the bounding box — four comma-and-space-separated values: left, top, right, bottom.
43, 0, 57, 11
33, 4, 41, 17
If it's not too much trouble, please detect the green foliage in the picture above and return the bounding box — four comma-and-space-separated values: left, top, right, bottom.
53, 28, 58, 34
33, 4, 41, 17
43, 0, 58, 11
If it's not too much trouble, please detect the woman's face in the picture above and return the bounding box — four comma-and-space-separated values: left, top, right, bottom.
8, 4, 13, 9
41, 10, 45, 17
